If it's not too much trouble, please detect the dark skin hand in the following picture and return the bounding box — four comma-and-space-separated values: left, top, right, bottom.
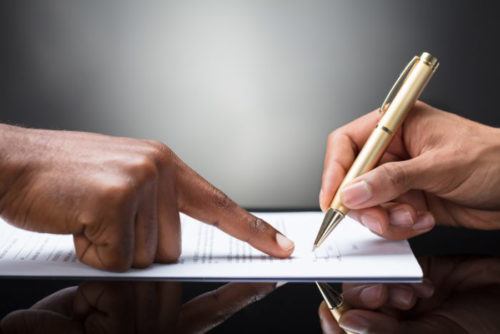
320, 101, 500, 239
0, 124, 294, 271
0, 280, 282, 334
318, 256, 500, 333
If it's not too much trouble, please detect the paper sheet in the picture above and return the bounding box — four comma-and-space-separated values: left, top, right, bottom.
0, 212, 422, 282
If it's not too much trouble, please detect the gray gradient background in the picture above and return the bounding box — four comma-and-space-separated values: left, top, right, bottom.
1, 0, 499, 209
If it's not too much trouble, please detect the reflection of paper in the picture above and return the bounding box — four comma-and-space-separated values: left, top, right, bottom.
0, 212, 422, 282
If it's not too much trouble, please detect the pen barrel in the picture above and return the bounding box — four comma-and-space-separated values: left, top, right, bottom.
329, 52, 438, 214
378, 53, 437, 132
330, 302, 349, 322
330, 127, 392, 213
330, 303, 356, 334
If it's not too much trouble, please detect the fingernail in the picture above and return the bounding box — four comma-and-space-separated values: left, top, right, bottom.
275, 281, 287, 288
319, 189, 326, 211
276, 233, 295, 251
339, 314, 369, 333
412, 214, 435, 231
390, 210, 414, 226
360, 284, 383, 304
389, 286, 414, 308
361, 214, 382, 234
342, 180, 372, 206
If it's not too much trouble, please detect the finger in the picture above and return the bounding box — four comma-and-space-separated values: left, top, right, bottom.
133, 181, 158, 268
177, 282, 277, 333
340, 309, 463, 334
320, 111, 381, 211
73, 188, 137, 271
31, 287, 78, 316
348, 207, 390, 236
0, 310, 83, 334
132, 282, 161, 334
342, 280, 433, 311
157, 282, 182, 332
341, 284, 389, 309
318, 301, 343, 334
385, 202, 435, 234
408, 279, 435, 299
73, 208, 135, 272
338, 309, 401, 334
174, 157, 294, 258
156, 155, 181, 263
386, 284, 418, 310
384, 202, 417, 228
348, 206, 435, 240
341, 155, 433, 209
320, 133, 356, 212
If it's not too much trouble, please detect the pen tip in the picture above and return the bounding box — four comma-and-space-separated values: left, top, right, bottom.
312, 245, 317, 252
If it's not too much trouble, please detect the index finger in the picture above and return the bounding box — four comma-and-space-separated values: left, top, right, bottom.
320, 110, 380, 211
177, 282, 277, 333
174, 157, 294, 258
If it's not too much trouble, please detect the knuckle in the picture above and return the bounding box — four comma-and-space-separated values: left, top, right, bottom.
246, 283, 270, 303
98, 178, 136, 208
143, 140, 174, 166
205, 290, 230, 324
327, 130, 342, 145
75, 210, 100, 227
327, 130, 357, 155
245, 217, 269, 243
126, 154, 159, 184
381, 163, 408, 191
108, 183, 134, 205
212, 189, 235, 210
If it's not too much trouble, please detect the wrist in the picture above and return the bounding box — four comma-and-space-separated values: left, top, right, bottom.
0, 124, 35, 210
483, 125, 500, 161
471, 123, 500, 210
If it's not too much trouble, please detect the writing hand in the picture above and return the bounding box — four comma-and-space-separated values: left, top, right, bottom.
320, 101, 500, 239
318, 256, 500, 333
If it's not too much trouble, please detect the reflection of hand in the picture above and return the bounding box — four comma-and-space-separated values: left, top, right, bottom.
319, 101, 500, 240
318, 256, 500, 333
0, 124, 294, 271
0, 281, 281, 333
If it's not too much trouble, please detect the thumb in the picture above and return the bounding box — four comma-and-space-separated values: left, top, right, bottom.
341, 156, 431, 209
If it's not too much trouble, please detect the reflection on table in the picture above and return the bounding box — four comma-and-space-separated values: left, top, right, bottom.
1, 256, 500, 333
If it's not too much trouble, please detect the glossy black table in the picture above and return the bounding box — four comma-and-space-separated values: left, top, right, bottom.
2, 226, 500, 333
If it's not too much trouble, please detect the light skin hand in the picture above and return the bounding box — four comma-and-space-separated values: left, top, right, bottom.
318, 256, 500, 334
0, 124, 294, 272
319, 101, 500, 239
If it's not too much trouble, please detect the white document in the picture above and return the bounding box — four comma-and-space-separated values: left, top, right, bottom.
0, 212, 422, 282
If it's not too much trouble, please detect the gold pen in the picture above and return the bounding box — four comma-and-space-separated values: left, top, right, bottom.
313, 52, 439, 250
316, 282, 354, 334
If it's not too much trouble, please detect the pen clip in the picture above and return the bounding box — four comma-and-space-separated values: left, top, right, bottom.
379, 55, 419, 114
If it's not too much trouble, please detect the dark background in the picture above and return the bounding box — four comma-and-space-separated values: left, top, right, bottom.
1, 1, 500, 332
1, 0, 500, 208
